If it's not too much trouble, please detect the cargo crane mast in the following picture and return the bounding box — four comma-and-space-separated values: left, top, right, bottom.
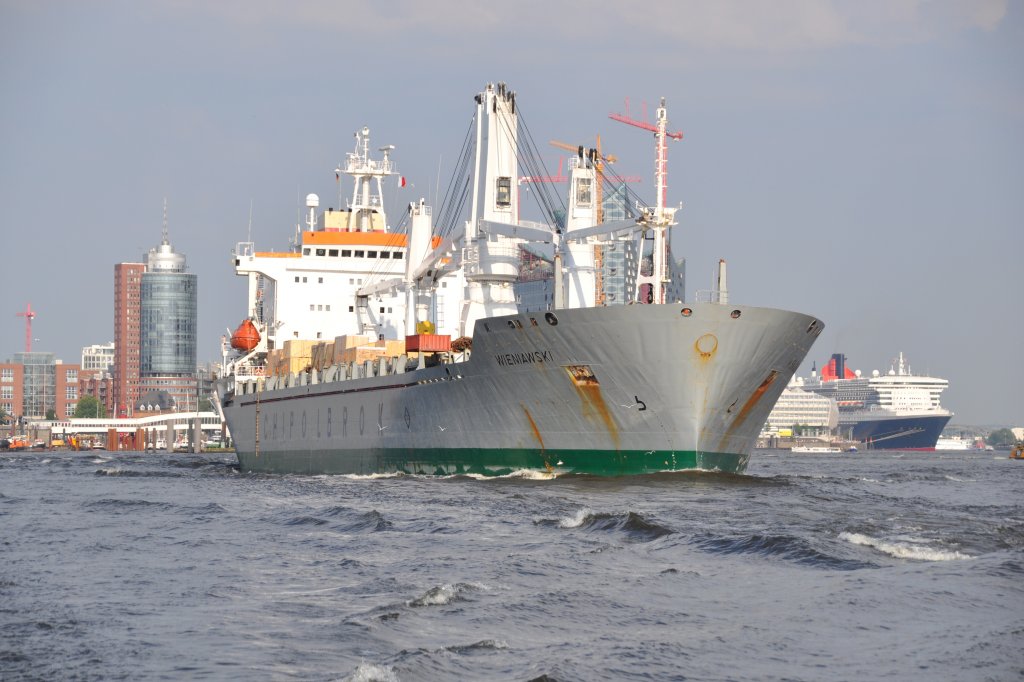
549, 138, 641, 305
610, 97, 682, 304
16, 303, 36, 353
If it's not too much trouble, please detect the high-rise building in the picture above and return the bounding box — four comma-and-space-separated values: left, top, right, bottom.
137, 235, 198, 412
112, 213, 199, 416
113, 262, 144, 417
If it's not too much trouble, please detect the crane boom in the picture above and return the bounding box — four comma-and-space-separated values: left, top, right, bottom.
15, 303, 36, 353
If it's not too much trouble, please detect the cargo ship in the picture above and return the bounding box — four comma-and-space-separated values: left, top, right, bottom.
214, 83, 823, 476
798, 352, 952, 450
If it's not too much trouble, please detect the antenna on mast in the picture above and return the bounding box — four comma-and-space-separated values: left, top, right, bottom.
162, 197, 169, 244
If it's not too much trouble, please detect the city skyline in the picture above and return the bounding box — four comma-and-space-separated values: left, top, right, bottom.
1, 1, 1021, 425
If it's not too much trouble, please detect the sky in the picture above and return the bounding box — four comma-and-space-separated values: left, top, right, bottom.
1, 0, 1021, 426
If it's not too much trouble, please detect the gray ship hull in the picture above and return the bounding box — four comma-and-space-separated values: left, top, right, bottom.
218, 303, 823, 476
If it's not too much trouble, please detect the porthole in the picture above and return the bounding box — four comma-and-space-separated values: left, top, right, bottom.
681, 307, 692, 317
545, 312, 559, 326
730, 310, 741, 319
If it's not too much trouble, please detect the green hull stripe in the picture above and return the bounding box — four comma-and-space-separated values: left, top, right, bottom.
236, 448, 750, 477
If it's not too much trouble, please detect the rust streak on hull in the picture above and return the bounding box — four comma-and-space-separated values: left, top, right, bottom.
522, 405, 545, 453
718, 369, 780, 451
575, 384, 621, 450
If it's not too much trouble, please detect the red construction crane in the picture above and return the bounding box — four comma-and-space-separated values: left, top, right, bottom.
609, 97, 683, 209
16, 303, 36, 353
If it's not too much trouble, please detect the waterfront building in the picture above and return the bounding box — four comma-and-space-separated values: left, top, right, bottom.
0, 363, 24, 421
112, 211, 199, 417
78, 370, 113, 416
113, 262, 144, 417
137, 233, 198, 412
0, 353, 81, 421
763, 385, 839, 437
81, 343, 115, 372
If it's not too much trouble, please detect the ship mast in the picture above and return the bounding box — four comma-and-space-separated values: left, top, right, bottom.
610, 97, 682, 305
337, 126, 396, 232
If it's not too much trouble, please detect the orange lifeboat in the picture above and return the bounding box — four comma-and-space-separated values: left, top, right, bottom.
230, 319, 261, 352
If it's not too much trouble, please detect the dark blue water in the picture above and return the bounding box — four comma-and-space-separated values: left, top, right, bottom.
2, 448, 1022, 681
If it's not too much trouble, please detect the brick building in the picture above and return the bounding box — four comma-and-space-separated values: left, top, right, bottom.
113, 262, 144, 417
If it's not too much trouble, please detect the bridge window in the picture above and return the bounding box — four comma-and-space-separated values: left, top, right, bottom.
575, 177, 592, 206
496, 177, 512, 207
342, 249, 352, 257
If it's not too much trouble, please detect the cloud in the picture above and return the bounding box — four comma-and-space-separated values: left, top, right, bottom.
157, 0, 1008, 52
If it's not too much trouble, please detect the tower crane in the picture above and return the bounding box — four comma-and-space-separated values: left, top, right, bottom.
15, 303, 36, 353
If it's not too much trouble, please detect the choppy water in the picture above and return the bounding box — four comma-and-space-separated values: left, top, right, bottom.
1, 448, 1022, 681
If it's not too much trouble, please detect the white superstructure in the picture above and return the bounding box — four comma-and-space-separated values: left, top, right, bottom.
866, 352, 948, 413
231, 127, 464, 356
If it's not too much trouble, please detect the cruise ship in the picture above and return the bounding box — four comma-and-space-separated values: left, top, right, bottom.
797, 352, 952, 450
214, 83, 824, 476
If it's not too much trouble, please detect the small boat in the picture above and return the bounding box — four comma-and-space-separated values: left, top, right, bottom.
1011, 441, 1024, 460
791, 445, 842, 453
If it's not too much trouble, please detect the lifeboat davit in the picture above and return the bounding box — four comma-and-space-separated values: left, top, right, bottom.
230, 319, 260, 352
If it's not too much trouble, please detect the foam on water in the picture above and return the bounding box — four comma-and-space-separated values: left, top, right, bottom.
407, 582, 489, 607
342, 662, 399, 682
559, 507, 593, 528
336, 472, 405, 480
839, 532, 973, 561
